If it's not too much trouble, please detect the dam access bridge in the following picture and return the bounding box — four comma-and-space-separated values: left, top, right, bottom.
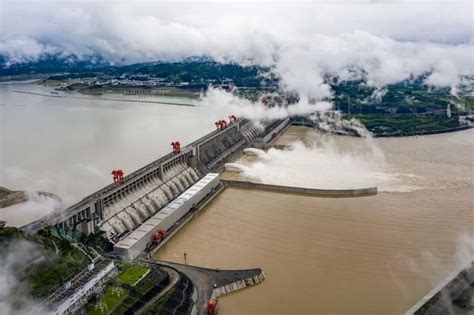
22, 118, 289, 241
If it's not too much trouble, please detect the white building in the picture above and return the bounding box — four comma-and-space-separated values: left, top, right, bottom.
114, 173, 220, 260
49, 260, 117, 315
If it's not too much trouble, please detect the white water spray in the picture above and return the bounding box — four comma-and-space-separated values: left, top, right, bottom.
224, 163, 250, 173
243, 148, 266, 158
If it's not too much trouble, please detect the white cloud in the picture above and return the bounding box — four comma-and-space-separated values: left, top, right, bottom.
0, 1, 472, 98
0, 240, 49, 315
202, 88, 333, 120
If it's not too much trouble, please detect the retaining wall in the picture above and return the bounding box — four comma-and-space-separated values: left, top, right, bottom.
223, 180, 377, 197
212, 270, 266, 298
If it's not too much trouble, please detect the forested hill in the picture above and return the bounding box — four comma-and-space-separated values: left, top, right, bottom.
0, 56, 273, 87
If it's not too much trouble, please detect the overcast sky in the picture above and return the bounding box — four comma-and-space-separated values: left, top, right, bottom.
0, 0, 472, 97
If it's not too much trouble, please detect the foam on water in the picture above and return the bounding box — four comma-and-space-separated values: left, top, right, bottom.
237, 141, 400, 190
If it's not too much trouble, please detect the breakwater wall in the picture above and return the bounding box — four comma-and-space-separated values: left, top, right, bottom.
222, 180, 377, 197
212, 269, 266, 299
150, 260, 265, 314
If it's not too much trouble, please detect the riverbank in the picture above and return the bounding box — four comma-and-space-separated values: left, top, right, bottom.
293, 117, 473, 138
354, 113, 472, 137
373, 124, 474, 137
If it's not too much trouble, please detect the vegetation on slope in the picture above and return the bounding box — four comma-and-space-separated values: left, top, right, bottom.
0, 227, 89, 299
86, 264, 170, 315
116, 265, 150, 286
354, 114, 461, 135
87, 286, 128, 315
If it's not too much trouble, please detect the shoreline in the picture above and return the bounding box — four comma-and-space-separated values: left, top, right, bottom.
295, 121, 474, 138
9, 88, 473, 138
372, 124, 474, 138
12, 90, 197, 107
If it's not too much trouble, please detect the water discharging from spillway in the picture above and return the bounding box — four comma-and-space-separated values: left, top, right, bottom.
224, 163, 250, 173
155, 127, 474, 315
243, 148, 266, 157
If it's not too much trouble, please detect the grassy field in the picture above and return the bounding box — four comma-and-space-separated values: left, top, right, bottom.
116, 265, 150, 286
87, 286, 128, 315
35, 79, 63, 86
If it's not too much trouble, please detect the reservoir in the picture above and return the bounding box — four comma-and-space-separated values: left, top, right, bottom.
0, 82, 218, 205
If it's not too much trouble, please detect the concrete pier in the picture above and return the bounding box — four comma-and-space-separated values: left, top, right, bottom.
145, 260, 265, 314
212, 270, 266, 298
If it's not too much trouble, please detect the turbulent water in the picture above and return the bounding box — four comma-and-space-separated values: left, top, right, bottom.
155, 126, 474, 314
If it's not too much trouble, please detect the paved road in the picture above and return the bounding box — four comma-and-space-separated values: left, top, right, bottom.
143, 259, 263, 314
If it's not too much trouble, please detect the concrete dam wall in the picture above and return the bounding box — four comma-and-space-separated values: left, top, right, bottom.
21, 118, 290, 239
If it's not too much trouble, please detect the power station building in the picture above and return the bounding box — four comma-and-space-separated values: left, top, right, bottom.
113, 173, 220, 260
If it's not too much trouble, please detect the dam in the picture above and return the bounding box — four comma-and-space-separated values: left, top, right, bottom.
21, 118, 291, 250
21, 115, 378, 262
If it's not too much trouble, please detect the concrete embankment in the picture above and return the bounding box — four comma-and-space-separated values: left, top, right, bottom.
222, 180, 377, 197
146, 260, 265, 314
405, 262, 474, 315
212, 270, 266, 299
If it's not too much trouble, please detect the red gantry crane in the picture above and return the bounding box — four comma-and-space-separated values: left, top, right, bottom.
111, 169, 124, 184
171, 141, 181, 154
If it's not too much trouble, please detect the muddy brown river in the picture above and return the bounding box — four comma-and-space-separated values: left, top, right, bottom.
154, 126, 473, 314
